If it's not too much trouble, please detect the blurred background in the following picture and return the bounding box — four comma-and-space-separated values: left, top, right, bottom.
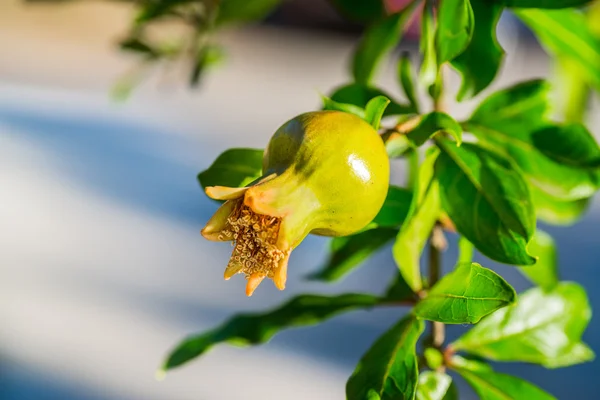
0, 0, 598, 399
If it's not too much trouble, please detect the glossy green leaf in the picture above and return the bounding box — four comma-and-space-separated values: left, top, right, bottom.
352, 3, 418, 85
435, 141, 536, 265
531, 184, 590, 226
452, 283, 594, 368
451, 356, 556, 400
328, 0, 385, 23
416, 371, 452, 400
346, 316, 424, 400
451, 1, 504, 100
308, 228, 397, 282
516, 9, 600, 92
385, 134, 412, 158
365, 96, 391, 130
506, 0, 593, 9
393, 148, 441, 292
329, 83, 414, 116
398, 52, 420, 114
162, 293, 379, 371
419, 4, 438, 89
373, 186, 414, 228
531, 123, 600, 168
423, 348, 444, 370
435, 0, 474, 64
414, 263, 516, 324
407, 112, 462, 147
198, 148, 263, 191
322, 95, 366, 119
466, 80, 597, 200
457, 236, 473, 264
518, 230, 558, 290
216, 0, 282, 25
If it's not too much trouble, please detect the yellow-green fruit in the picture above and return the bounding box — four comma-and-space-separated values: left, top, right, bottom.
202, 110, 390, 296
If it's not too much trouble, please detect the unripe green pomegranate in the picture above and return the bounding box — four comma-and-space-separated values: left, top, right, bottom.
202, 111, 390, 296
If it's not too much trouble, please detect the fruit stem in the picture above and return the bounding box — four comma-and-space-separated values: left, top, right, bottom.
429, 223, 446, 349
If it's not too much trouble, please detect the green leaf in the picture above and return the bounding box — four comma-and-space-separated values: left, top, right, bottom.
466, 80, 598, 200
506, 0, 593, 9
435, 140, 536, 265
457, 236, 473, 264
416, 371, 452, 400
452, 283, 595, 368
162, 293, 379, 371
518, 230, 558, 291
393, 148, 441, 292
346, 316, 424, 400
322, 95, 366, 119
352, 2, 418, 85
516, 9, 600, 92
398, 52, 420, 114
216, 0, 282, 25
423, 348, 444, 370
198, 148, 264, 191
373, 186, 414, 228
407, 112, 462, 147
414, 263, 516, 324
385, 134, 412, 158
327, 0, 385, 23
435, 0, 474, 64
365, 96, 391, 130
450, 356, 556, 400
451, 1, 504, 100
329, 83, 414, 116
419, 4, 438, 89
308, 228, 397, 282
119, 37, 160, 59
531, 123, 600, 168
190, 44, 226, 87
135, 0, 194, 24
530, 184, 590, 226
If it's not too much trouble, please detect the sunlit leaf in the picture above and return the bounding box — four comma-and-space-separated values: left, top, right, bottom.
457, 236, 473, 264
452, 283, 594, 368
435, 0, 474, 64
365, 96, 391, 130
398, 52, 420, 114
346, 316, 424, 400
407, 112, 462, 147
531, 123, 600, 168
352, 3, 419, 85
163, 293, 379, 371
198, 148, 263, 191
322, 95, 366, 119
416, 371, 452, 400
414, 263, 516, 324
506, 0, 593, 9
393, 148, 440, 292
451, 1, 504, 100
518, 229, 558, 290
435, 141, 536, 265
329, 83, 414, 116
466, 80, 598, 200
450, 356, 556, 400
516, 9, 600, 92
308, 228, 397, 282
530, 184, 590, 226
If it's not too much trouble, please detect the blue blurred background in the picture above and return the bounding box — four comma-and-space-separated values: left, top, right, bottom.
0, 1, 598, 399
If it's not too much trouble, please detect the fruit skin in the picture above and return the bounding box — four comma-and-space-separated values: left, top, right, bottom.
261, 110, 390, 238
202, 110, 390, 295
